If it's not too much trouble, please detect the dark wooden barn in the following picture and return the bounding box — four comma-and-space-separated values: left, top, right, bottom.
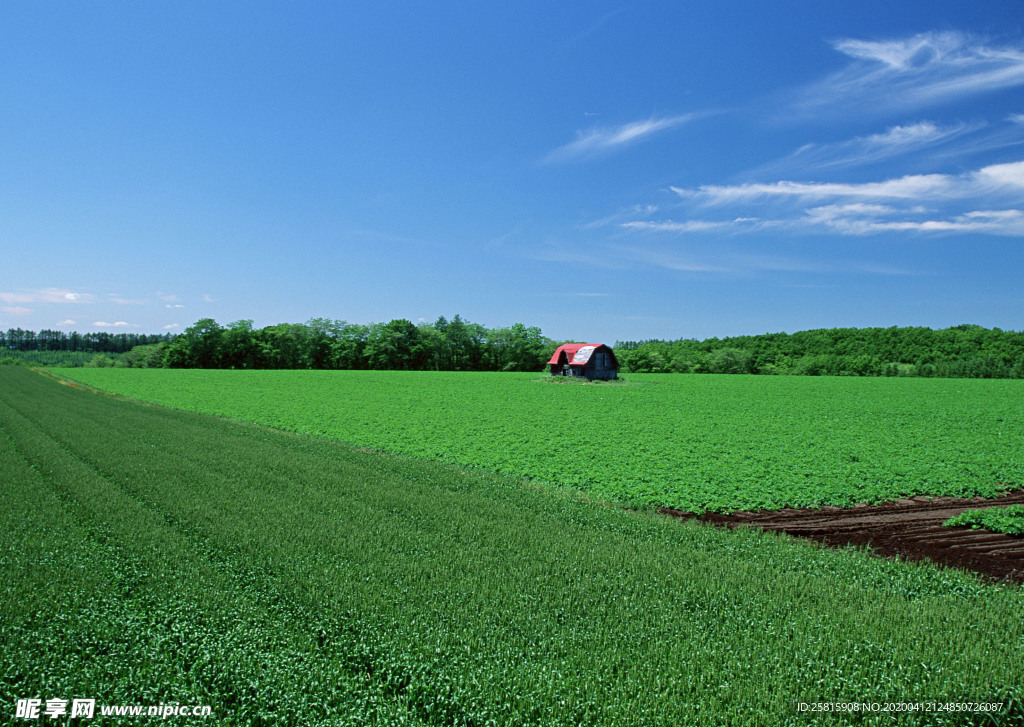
547, 343, 619, 380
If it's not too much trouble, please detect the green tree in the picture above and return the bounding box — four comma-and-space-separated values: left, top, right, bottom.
84, 353, 116, 368
365, 319, 426, 370
329, 322, 369, 369
708, 348, 753, 374
163, 318, 224, 368
220, 320, 259, 369
488, 323, 553, 371
256, 323, 313, 369
123, 343, 168, 368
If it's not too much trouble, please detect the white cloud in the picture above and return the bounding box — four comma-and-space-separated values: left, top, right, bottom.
0, 288, 95, 305
673, 160, 1024, 205
58, 319, 76, 325
796, 31, 1024, 114
673, 174, 956, 204
202, 294, 216, 303
583, 205, 661, 229
808, 208, 1024, 235
834, 120, 962, 152
834, 35, 942, 69
613, 246, 734, 273
163, 323, 181, 330
755, 121, 980, 174
973, 160, 1024, 190
545, 114, 698, 162
551, 240, 924, 277
622, 218, 776, 234
92, 321, 135, 328
3, 306, 32, 315
108, 294, 148, 305
166, 304, 185, 308
533, 245, 633, 270
624, 160, 1024, 238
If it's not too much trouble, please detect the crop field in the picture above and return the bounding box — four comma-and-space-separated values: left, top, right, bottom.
945, 505, 1024, 536
57, 369, 1024, 513
2, 367, 1022, 725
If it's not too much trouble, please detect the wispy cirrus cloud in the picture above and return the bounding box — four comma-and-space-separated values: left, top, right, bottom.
108, 294, 149, 305
672, 174, 957, 204
610, 245, 734, 274
545, 113, 700, 162
752, 121, 981, 175
622, 218, 775, 233
0, 288, 96, 305
2, 306, 33, 316
622, 160, 1024, 237
577, 244, 921, 277
805, 205, 1024, 235
795, 31, 1024, 115
674, 160, 1024, 205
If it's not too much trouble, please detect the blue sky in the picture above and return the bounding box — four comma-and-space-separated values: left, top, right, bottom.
2, 1, 1023, 343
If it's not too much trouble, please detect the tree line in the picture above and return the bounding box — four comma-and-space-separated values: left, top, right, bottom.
5, 320, 1024, 378
615, 324, 1024, 378
1, 328, 173, 353
110, 316, 558, 372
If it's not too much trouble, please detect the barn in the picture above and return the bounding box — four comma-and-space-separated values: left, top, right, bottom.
548, 343, 619, 380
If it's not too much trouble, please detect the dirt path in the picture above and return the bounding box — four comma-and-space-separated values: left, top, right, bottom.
659, 490, 1024, 585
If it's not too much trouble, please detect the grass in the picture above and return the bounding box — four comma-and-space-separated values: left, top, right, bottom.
2, 366, 1022, 725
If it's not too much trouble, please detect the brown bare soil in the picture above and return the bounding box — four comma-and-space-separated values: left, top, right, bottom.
659, 490, 1024, 585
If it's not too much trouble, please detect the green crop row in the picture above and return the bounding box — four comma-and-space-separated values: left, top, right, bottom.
944, 505, 1024, 536
55, 369, 1024, 513
4, 367, 1022, 725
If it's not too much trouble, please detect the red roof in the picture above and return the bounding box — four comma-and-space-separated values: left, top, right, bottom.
547, 343, 616, 367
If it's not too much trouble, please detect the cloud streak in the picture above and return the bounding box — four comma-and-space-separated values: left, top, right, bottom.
0, 288, 96, 305
622, 218, 775, 233
804, 206, 1024, 235
623, 160, 1024, 237
108, 294, 149, 305
545, 114, 699, 162
579, 244, 923, 277
674, 160, 1024, 204
795, 32, 1024, 114
752, 121, 984, 175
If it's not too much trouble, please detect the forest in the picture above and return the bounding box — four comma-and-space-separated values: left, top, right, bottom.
0, 328, 172, 354
616, 324, 1024, 378
1, 316, 554, 373
4, 319, 1024, 378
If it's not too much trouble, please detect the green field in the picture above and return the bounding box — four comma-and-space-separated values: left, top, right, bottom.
945, 505, 1024, 536
56, 369, 1024, 512
3, 367, 1022, 725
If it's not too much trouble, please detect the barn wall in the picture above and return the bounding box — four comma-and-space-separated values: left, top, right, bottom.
583, 347, 618, 379
583, 362, 618, 380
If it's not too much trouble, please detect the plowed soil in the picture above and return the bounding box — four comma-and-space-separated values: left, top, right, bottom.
659, 490, 1024, 585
